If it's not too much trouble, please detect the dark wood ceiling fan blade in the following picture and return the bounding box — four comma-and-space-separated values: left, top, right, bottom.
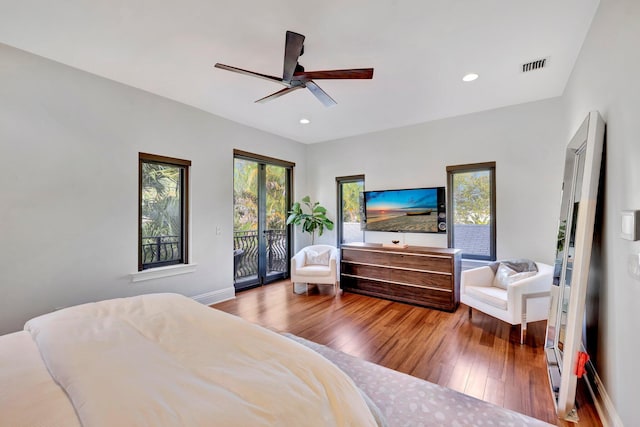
305, 81, 337, 107
283, 31, 305, 82
293, 68, 374, 80
255, 86, 303, 104
214, 63, 286, 85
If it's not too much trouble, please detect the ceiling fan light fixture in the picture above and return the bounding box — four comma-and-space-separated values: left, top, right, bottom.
462, 73, 479, 82
299, 118, 310, 124
215, 31, 373, 107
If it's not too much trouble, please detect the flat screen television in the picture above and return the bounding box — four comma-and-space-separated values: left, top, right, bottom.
362, 187, 446, 233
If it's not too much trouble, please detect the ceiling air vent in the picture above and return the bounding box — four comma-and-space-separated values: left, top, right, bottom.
522, 58, 548, 73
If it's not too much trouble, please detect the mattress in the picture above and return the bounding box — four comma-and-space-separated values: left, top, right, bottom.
0, 293, 554, 426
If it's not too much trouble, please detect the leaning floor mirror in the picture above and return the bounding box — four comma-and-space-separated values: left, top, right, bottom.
545, 111, 605, 421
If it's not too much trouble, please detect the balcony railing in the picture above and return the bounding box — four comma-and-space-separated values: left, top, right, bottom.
234, 229, 288, 279
140, 230, 288, 278
141, 235, 181, 269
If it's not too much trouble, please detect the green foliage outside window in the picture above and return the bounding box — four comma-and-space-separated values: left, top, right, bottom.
233, 159, 287, 232
234, 159, 258, 232
265, 165, 287, 231
141, 163, 182, 238
452, 171, 491, 225
341, 181, 363, 223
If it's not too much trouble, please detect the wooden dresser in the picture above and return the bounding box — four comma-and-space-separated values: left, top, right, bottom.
340, 243, 462, 311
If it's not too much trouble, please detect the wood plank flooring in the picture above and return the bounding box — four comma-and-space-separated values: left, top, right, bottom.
213, 280, 602, 426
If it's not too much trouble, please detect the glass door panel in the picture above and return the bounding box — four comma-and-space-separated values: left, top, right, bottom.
233, 158, 259, 289
265, 164, 288, 279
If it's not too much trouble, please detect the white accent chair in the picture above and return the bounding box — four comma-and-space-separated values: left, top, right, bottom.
290, 245, 339, 295
461, 261, 553, 344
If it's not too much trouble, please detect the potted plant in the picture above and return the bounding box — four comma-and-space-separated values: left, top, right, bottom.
286, 196, 334, 244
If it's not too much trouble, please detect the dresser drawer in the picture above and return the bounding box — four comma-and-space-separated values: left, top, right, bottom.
341, 262, 451, 290
341, 248, 451, 272
340, 276, 454, 311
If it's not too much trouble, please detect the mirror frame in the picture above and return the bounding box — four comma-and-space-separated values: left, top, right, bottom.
545, 111, 605, 420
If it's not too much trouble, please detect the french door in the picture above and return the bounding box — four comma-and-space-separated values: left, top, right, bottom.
233, 150, 293, 291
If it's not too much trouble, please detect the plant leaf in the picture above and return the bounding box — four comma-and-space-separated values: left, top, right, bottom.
286, 213, 299, 225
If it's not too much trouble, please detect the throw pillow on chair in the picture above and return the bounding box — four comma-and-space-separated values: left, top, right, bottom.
492, 263, 537, 290
304, 249, 330, 266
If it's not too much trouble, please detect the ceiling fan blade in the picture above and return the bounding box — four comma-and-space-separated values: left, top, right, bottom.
283, 31, 305, 82
255, 86, 303, 104
305, 81, 337, 107
293, 68, 374, 80
214, 63, 286, 85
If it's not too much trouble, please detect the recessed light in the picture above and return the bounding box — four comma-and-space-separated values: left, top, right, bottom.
299, 118, 310, 124
462, 73, 479, 82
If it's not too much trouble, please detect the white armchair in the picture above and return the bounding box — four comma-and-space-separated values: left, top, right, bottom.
290, 245, 339, 295
461, 261, 553, 344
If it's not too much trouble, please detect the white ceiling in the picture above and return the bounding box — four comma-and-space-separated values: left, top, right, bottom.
0, 1, 600, 144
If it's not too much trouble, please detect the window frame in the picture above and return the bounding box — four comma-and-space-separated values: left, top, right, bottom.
336, 174, 365, 246
446, 162, 496, 261
138, 152, 191, 271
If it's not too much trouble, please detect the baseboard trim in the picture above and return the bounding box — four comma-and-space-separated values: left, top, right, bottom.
584, 362, 623, 427
191, 287, 235, 306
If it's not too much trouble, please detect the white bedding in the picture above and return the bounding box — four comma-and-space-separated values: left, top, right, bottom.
0, 331, 80, 427
20, 293, 379, 427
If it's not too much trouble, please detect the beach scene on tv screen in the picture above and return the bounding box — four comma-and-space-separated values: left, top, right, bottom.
365, 188, 439, 232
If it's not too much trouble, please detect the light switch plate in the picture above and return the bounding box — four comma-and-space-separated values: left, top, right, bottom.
621, 210, 640, 241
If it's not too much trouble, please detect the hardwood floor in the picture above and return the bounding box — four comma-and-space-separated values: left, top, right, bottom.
213, 280, 602, 426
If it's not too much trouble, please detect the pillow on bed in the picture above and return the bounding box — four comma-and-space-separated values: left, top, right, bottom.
492, 263, 536, 289
304, 249, 331, 266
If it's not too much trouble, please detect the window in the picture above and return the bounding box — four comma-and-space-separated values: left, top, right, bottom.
139, 153, 191, 270
336, 175, 365, 245
446, 162, 496, 260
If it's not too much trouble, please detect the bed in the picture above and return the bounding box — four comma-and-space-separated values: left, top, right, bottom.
0, 293, 553, 426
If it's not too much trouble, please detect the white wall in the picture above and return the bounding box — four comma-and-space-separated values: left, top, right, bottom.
307, 98, 566, 264
561, 0, 640, 424
0, 44, 307, 335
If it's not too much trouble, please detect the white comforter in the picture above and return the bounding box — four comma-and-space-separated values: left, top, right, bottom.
22, 293, 379, 427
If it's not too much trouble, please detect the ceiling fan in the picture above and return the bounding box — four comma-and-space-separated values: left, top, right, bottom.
214, 31, 374, 107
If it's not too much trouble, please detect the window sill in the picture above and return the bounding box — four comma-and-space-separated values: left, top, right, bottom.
461, 259, 492, 271
130, 263, 197, 283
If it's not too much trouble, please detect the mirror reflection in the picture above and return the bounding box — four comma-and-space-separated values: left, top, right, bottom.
544, 111, 604, 421
548, 145, 586, 361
